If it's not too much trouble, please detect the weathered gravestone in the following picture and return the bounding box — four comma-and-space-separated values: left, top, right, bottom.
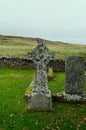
63, 56, 86, 102
65, 56, 85, 94
28, 39, 55, 110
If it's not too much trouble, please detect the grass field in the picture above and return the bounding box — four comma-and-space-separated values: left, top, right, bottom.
0, 35, 86, 59
0, 68, 86, 130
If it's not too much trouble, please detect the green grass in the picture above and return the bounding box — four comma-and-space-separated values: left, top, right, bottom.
0, 68, 86, 130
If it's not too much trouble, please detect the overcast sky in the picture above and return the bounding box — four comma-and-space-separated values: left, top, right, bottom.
0, 0, 86, 44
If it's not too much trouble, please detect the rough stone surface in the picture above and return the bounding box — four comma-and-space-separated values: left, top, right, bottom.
52, 93, 86, 103
65, 56, 85, 94
0, 56, 35, 69
28, 39, 54, 110
25, 93, 86, 103
48, 59, 65, 72
63, 92, 86, 102
28, 39, 55, 94
0, 56, 86, 72
29, 91, 52, 110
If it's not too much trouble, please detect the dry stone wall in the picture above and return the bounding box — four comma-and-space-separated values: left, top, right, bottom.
0, 57, 35, 69
49, 59, 65, 72
0, 56, 85, 71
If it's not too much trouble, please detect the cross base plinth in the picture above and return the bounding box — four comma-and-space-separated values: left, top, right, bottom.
29, 90, 52, 111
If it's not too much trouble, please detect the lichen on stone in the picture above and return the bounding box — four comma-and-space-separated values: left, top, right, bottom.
63, 92, 82, 101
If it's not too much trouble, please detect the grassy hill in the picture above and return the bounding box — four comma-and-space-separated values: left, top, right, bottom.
0, 35, 86, 59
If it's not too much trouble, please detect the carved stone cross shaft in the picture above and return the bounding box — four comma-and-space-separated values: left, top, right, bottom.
28, 39, 54, 94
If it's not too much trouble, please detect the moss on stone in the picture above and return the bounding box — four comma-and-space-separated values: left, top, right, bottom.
25, 86, 34, 94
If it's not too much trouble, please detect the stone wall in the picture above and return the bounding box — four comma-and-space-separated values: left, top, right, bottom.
0, 57, 35, 69
49, 59, 65, 72
0, 56, 85, 71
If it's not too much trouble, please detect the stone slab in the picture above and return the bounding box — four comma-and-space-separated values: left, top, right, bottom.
29, 90, 52, 110
52, 93, 86, 103
65, 56, 85, 94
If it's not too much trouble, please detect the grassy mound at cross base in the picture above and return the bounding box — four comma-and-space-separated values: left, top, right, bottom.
0, 68, 86, 130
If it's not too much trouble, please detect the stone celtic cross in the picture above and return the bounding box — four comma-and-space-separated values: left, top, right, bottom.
28, 39, 54, 94
28, 39, 55, 110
